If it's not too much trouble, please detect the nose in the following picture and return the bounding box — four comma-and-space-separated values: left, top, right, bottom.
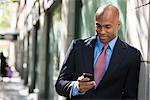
100, 27, 105, 34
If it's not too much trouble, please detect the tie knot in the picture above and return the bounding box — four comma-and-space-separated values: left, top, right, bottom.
103, 44, 108, 51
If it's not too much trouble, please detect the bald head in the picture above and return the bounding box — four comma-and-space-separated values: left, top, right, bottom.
96, 4, 120, 21
95, 4, 121, 44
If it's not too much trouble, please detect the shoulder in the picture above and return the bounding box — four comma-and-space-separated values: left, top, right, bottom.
119, 39, 141, 56
72, 36, 96, 46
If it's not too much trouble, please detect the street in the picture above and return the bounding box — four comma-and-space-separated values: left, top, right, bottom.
0, 72, 37, 100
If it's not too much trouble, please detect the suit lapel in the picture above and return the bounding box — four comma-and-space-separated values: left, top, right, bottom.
97, 38, 127, 87
83, 36, 96, 77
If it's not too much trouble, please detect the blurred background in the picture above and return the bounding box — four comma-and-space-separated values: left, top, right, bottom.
0, 0, 149, 100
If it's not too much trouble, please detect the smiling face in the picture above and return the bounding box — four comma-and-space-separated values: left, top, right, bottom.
95, 5, 121, 44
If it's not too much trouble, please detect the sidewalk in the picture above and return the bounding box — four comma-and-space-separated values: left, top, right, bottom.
0, 71, 38, 100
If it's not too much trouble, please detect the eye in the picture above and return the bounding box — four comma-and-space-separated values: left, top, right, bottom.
105, 25, 111, 29
97, 25, 101, 28
96, 23, 102, 28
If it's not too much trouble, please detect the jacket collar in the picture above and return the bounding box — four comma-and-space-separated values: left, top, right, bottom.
84, 35, 97, 48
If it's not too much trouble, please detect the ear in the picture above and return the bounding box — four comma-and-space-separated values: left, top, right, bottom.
117, 20, 121, 31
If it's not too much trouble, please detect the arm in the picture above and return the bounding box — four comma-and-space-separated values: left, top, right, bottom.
55, 40, 76, 97
123, 50, 141, 99
55, 40, 96, 98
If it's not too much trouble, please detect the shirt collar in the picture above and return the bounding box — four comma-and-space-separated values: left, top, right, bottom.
96, 36, 118, 51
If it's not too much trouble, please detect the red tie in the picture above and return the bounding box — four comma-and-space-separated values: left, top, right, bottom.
94, 44, 108, 88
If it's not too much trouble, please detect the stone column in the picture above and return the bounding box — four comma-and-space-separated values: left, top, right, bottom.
37, 13, 48, 99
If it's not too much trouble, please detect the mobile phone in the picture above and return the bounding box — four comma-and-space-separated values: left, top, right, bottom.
83, 73, 93, 81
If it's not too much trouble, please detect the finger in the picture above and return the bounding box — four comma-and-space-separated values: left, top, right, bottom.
78, 81, 96, 92
92, 81, 96, 87
77, 75, 84, 81
81, 81, 96, 87
78, 76, 90, 82
81, 77, 90, 82
79, 84, 93, 93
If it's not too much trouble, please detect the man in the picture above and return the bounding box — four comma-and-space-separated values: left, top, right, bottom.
0, 52, 7, 77
55, 4, 141, 99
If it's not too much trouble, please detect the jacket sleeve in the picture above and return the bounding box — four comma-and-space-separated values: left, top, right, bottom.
55, 40, 77, 97
123, 49, 141, 99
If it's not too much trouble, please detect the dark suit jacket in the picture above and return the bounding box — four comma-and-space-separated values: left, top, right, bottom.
55, 36, 141, 100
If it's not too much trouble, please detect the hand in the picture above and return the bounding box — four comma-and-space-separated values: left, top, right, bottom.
76, 75, 96, 93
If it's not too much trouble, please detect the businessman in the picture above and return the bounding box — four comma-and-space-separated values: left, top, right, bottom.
55, 4, 141, 100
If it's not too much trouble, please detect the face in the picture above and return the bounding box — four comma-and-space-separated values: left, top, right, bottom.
95, 9, 121, 44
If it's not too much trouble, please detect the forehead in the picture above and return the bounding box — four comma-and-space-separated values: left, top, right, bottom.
96, 10, 118, 25
96, 15, 114, 26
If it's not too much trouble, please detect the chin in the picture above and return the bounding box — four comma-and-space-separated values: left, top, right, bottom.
100, 39, 109, 44
100, 40, 108, 44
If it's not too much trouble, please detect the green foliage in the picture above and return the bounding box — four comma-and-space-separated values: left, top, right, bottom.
0, 13, 10, 30
0, 0, 12, 30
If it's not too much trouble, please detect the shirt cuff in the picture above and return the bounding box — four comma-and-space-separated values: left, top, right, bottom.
69, 81, 85, 98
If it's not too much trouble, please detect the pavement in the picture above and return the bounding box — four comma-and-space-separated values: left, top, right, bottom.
0, 71, 38, 100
